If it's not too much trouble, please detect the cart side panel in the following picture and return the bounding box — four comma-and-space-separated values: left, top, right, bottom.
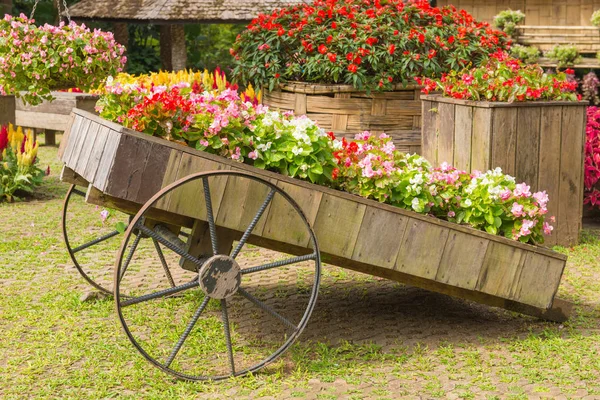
62, 110, 568, 312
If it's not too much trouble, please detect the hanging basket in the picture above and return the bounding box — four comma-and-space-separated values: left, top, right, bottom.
263, 81, 423, 154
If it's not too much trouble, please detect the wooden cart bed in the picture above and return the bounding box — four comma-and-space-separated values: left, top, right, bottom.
59, 109, 572, 322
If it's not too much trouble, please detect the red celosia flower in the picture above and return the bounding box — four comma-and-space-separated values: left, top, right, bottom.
0, 125, 8, 152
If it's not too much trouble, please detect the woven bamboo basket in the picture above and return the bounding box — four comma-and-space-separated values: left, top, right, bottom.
262, 82, 423, 154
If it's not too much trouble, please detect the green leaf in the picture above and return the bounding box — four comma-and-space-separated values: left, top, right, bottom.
115, 222, 127, 234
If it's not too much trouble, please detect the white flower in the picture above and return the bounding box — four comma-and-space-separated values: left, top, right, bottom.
300, 164, 308, 171
332, 139, 343, 150
411, 198, 421, 211
410, 173, 423, 185
292, 146, 304, 155
464, 199, 473, 207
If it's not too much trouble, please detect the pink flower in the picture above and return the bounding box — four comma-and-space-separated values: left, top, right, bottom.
520, 219, 535, 236
199, 139, 209, 147
448, 211, 455, 218
248, 150, 258, 160
100, 209, 109, 222
533, 191, 549, 208
500, 189, 512, 201
514, 183, 532, 198
511, 202, 525, 217
543, 222, 554, 235
355, 131, 371, 141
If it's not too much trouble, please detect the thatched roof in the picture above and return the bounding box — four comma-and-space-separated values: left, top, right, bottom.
68, 0, 309, 24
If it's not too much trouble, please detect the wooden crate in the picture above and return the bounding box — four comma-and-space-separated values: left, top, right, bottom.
262, 82, 422, 154
515, 25, 600, 53
0, 95, 15, 126
58, 109, 571, 321
421, 95, 587, 247
16, 92, 98, 145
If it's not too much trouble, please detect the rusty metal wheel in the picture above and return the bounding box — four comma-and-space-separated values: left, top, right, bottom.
114, 171, 321, 380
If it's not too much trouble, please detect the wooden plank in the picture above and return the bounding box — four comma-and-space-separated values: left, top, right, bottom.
491, 107, 518, 176
155, 150, 183, 211
421, 100, 438, 164
558, 106, 585, 246
476, 242, 524, 298
65, 116, 91, 170
82, 126, 110, 183
262, 180, 323, 248
352, 207, 408, 269
181, 220, 237, 272
306, 96, 371, 115
215, 173, 274, 237
74, 122, 101, 178
15, 110, 69, 131
57, 113, 75, 159
511, 252, 565, 309
436, 231, 489, 290
453, 105, 473, 171
313, 194, 367, 259
394, 220, 450, 279
294, 93, 307, 115
60, 165, 88, 187
104, 133, 153, 201
93, 129, 121, 192
516, 107, 541, 191
437, 102, 455, 165
471, 107, 492, 172
135, 141, 173, 204
538, 106, 563, 247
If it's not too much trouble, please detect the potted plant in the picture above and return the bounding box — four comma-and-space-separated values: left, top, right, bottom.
0, 14, 126, 106
418, 51, 584, 246
230, 0, 509, 154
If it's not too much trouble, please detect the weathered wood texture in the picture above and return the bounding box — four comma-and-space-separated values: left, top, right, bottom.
436, 0, 600, 26
16, 92, 98, 137
263, 82, 422, 154
60, 109, 569, 317
421, 95, 586, 247
0, 95, 15, 126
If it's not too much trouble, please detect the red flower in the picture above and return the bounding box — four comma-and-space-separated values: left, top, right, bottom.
418, 33, 425, 43
275, 73, 281, 78
347, 64, 358, 73
388, 44, 396, 55
327, 131, 336, 140
328, 53, 337, 62
346, 52, 354, 61
318, 44, 327, 54
326, 35, 333, 44
354, 56, 362, 65
277, 28, 285, 36
366, 37, 378, 46
0, 125, 7, 152
331, 167, 339, 180
428, 49, 437, 59
331, 22, 337, 29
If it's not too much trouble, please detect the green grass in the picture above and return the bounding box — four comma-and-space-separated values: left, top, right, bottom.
1, 142, 600, 398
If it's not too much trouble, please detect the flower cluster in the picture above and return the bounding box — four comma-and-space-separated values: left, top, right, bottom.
0, 14, 126, 105
331, 131, 553, 244
584, 107, 600, 209
95, 69, 260, 127
231, 0, 509, 92
417, 51, 579, 102
0, 124, 47, 201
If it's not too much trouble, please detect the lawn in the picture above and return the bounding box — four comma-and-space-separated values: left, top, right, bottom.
1, 140, 599, 399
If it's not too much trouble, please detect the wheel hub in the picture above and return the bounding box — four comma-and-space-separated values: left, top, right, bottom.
198, 255, 241, 299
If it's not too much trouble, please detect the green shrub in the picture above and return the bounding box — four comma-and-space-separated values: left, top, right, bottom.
591, 10, 600, 27
493, 9, 525, 35
510, 44, 541, 64
546, 45, 582, 67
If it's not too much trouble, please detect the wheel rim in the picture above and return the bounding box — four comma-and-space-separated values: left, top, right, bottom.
62, 184, 128, 294
114, 171, 321, 380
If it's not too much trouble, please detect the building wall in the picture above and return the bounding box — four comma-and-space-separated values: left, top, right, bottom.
436, 0, 600, 26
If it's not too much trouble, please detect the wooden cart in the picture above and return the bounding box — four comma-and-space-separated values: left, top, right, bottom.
59, 109, 572, 381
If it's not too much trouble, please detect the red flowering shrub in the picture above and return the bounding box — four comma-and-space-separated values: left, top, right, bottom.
418, 51, 579, 101
585, 107, 600, 209
231, 0, 509, 92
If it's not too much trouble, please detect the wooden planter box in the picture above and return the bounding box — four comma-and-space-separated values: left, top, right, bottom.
421, 95, 587, 247
58, 109, 572, 320
263, 82, 422, 154
16, 92, 98, 145
0, 95, 15, 126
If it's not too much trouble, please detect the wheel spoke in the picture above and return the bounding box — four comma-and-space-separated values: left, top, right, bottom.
165, 296, 210, 368
72, 230, 120, 253
237, 287, 297, 331
71, 188, 86, 197
202, 177, 219, 256
231, 189, 276, 259
221, 298, 236, 375
120, 280, 199, 307
153, 239, 176, 288
241, 253, 317, 275
137, 224, 208, 271
119, 232, 141, 281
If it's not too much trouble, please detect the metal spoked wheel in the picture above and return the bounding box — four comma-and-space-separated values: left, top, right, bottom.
62, 184, 130, 294
114, 171, 321, 380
